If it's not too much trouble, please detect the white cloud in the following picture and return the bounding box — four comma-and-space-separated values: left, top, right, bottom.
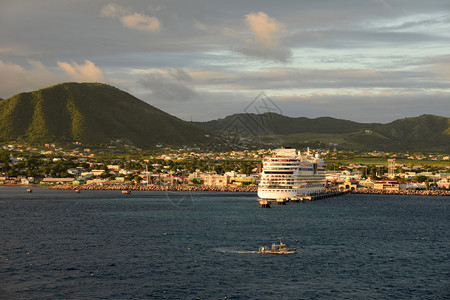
0, 60, 57, 98
245, 12, 287, 49
101, 3, 161, 32
225, 11, 292, 62
0, 59, 107, 98
100, 3, 127, 18
57, 60, 107, 82
120, 13, 160, 32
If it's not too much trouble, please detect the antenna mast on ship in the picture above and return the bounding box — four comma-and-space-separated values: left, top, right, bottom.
297, 149, 303, 160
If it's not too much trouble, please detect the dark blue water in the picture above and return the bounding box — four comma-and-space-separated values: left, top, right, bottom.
0, 187, 449, 299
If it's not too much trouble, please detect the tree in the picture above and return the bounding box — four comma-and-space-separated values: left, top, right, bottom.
191, 178, 203, 185
414, 175, 428, 183
133, 175, 141, 183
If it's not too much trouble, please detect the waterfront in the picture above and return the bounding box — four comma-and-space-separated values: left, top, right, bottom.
49, 183, 450, 196
1, 187, 449, 299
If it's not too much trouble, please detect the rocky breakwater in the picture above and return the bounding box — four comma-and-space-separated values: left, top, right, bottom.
51, 183, 258, 193
352, 188, 450, 196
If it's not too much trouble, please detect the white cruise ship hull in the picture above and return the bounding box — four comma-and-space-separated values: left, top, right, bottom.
257, 185, 326, 199
257, 189, 299, 200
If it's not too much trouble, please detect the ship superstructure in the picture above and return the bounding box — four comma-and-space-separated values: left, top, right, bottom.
257, 148, 326, 199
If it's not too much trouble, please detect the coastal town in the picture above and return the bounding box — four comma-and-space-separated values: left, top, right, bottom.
1, 143, 449, 196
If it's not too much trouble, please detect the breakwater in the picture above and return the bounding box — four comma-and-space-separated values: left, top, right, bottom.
49, 184, 449, 196
51, 183, 258, 193
351, 188, 449, 196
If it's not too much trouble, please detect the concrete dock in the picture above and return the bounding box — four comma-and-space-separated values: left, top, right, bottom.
259, 191, 346, 208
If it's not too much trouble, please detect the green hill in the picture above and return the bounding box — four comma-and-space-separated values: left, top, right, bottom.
369, 114, 450, 151
1, 83, 448, 152
0, 82, 207, 148
195, 113, 450, 152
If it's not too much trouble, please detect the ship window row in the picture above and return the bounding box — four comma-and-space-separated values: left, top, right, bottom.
263, 174, 294, 177
262, 177, 295, 180
264, 161, 301, 164
264, 162, 301, 165
261, 180, 295, 184
261, 183, 295, 186
264, 159, 300, 162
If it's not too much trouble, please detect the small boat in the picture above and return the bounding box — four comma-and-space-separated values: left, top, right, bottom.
259, 242, 296, 254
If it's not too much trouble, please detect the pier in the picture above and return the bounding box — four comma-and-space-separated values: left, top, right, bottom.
276, 198, 288, 205
258, 191, 346, 208
259, 200, 271, 208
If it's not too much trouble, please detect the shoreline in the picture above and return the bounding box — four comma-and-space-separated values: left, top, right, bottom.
50, 183, 258, 193
46, 184, 450, 196
350, 188, 450, 196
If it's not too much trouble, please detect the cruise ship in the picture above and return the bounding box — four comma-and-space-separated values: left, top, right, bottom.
257, 148, 327, 199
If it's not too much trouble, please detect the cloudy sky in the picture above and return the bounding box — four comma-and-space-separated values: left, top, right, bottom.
1, 0, 449, 123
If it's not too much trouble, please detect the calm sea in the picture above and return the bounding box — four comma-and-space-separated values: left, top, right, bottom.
0, 186, 449, 299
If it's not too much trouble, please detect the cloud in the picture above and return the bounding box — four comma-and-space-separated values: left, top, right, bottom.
422, 54, 450, 81
138, 69, 196, 101
120, 13, 160, 32
187, 66, 450, 92
225, 11, 292, 62
277, 91, 450, 123
101, 3, 161, 32
0, 59, 108, 98
245, 12, 287, 49
100, 3, 127, 18
57, 60, 107, 82
0, 59, 57, 97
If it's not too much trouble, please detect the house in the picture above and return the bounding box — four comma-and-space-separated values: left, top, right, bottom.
202, 174, 230, 187
86, 178, 108, 184
404, 181, 427, 190
436, 178, 449, 189
373, 180, 400, 191
20, 178, 30, 185
359, 178, 375, 188
41, 177, 75, 184
338, 178, 358, 191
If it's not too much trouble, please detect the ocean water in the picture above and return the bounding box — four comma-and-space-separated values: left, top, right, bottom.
0, 187, 449, 299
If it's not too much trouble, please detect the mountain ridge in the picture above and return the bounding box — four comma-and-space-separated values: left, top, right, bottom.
0, 82, 207, 148
194, 112, 450, 152
0, 83, 448, 152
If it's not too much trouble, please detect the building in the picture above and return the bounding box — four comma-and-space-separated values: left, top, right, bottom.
373, 180, 400, 191
338, 178, 358, 191
436, 178, 449, 189
202, 174, 230, 187
41, 178, 75, 184
359, 178, 375, 188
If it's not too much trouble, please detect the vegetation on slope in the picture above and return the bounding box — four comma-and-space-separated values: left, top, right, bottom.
0, 82, 207, 148
195, 113, 450, 152
1, 83, 448, 152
